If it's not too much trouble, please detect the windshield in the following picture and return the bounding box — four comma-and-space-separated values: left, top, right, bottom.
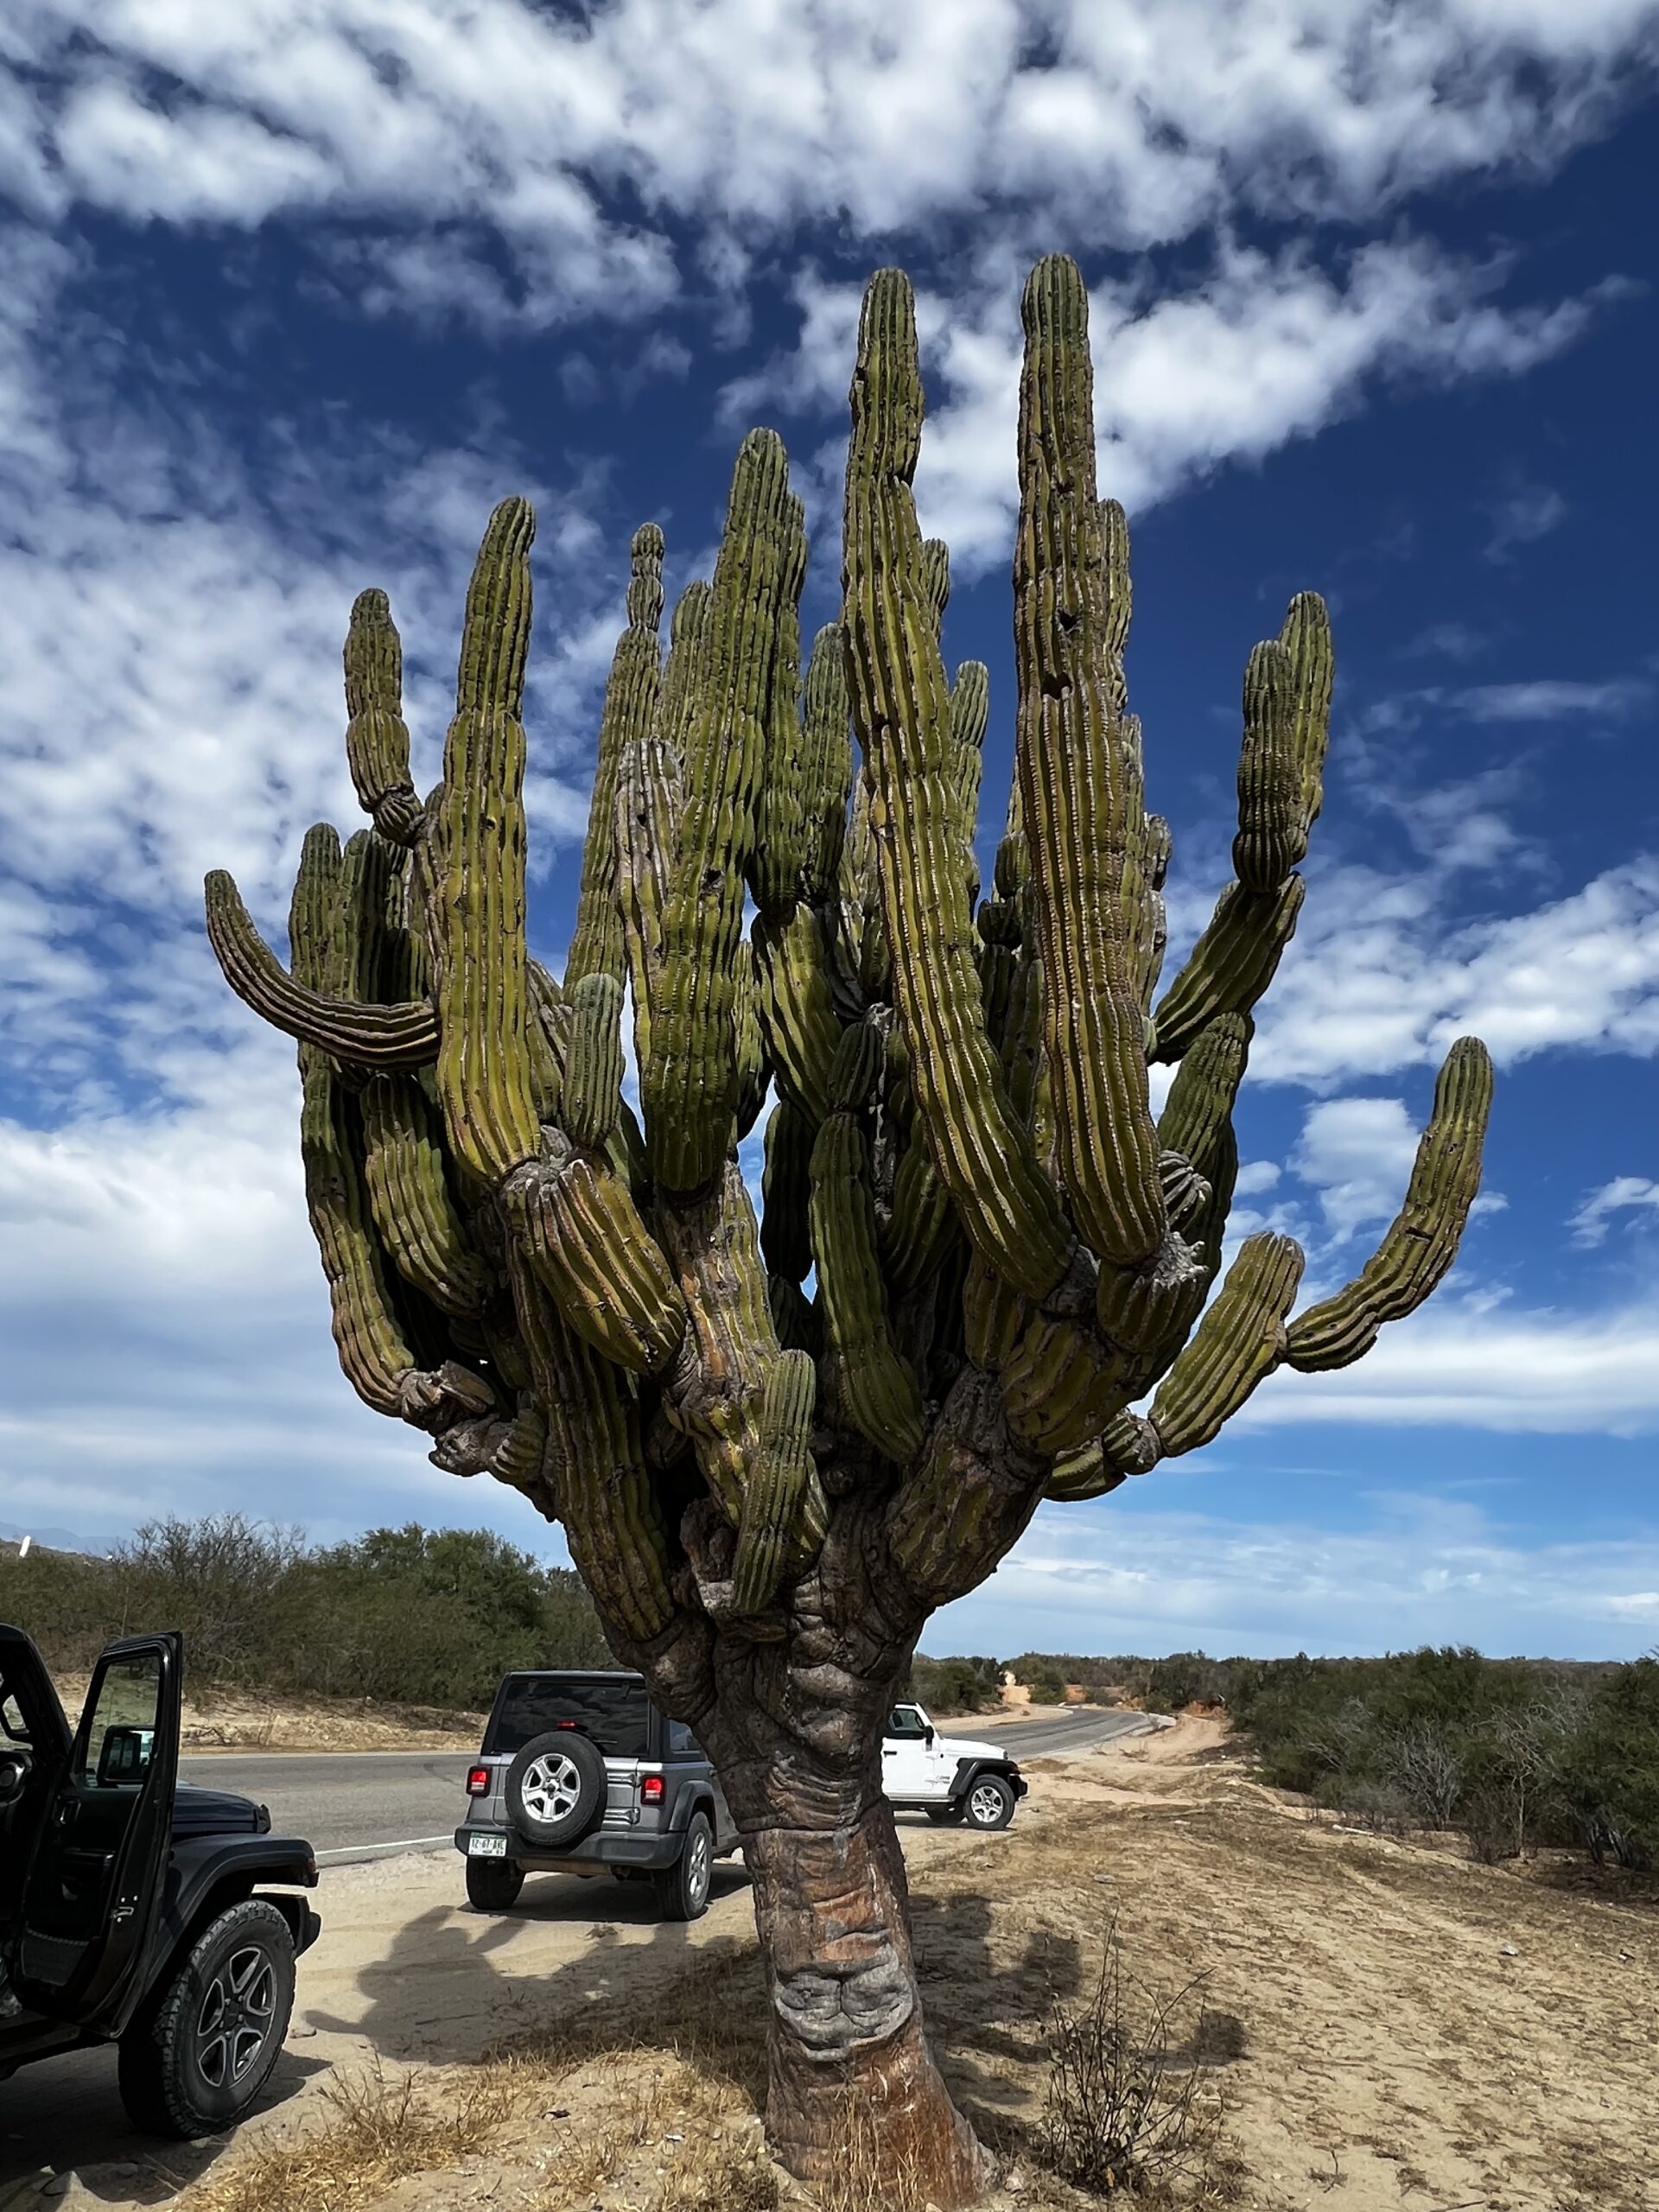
488, 1675, 650, 1758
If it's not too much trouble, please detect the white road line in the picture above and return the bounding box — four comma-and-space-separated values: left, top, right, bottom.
315, 1834, 454, 1865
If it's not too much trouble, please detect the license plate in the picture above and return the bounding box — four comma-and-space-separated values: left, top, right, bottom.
467, 1832, 508, 1858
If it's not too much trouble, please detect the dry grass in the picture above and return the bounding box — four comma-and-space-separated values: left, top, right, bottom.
184, 2061, 521, 2212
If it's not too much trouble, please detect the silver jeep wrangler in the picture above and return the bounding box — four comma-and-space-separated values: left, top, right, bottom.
454, 1669, 740, 1920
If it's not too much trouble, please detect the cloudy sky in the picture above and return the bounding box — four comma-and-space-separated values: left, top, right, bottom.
1, 1, 1656, 1662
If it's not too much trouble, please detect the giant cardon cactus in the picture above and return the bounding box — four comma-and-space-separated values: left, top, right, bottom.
207, 256, 1491, 2205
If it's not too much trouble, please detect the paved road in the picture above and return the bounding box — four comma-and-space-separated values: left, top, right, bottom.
179, 1707, 1151, 1864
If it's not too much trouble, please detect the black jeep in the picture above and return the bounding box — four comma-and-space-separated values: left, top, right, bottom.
0, 1625, 320, 2139
456, 1669, 739, 1921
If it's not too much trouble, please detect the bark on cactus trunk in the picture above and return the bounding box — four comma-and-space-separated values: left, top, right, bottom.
747, 1808, 988, 2205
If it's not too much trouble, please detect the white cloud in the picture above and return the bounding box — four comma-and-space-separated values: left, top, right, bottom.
1251, 855, 1659, 1088
1243, 1297, 1659, 1433
1484, 481, 1567, 560
1569, 1175, 1659, 1247
747, 239, 1608, 575
936, 1489, 1659, 1660
1292, 1096, 1421, 1239
5, 0, 1652, 329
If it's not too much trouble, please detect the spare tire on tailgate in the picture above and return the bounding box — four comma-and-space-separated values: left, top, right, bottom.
505, 1730, 608, 1849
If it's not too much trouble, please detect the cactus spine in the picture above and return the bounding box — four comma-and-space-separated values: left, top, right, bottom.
207, 251, 1492, 2210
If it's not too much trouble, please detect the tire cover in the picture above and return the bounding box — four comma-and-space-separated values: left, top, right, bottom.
505, 1730, 609, 1847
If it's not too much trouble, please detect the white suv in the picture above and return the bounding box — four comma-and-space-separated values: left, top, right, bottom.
880, 1700, 1027, 1828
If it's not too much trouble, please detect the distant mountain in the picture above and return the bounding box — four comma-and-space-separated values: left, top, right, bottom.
0, 1521, 97, 1556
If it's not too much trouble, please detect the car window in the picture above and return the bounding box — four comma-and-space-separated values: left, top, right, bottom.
664, 1718, 702, 1758
0, 1688, 29, 1744
489, 1675, 650, 1759
79, 1650, 162, 1787
887, 1705, 928, 1739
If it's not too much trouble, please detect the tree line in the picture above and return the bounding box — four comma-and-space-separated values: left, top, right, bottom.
1, 1514, 612, 1712
915, 1642, 1659, 1872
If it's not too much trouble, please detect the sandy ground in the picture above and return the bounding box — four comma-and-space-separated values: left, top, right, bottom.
6, 1719, 1655, 2211
51, 1676, 484, 1754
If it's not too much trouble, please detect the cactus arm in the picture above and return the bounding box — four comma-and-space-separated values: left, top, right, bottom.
617, 578, 702, 1077
1231, 640, 1301, 893
502, 1143, 688, 1376
800, 623, 854, 903
359, 1074, 492, 1318
1013, 256, 1167, 1274
761, 1097, 816, 1284
344, 588, 423, 846
428, 497, 542, 1184
842, 267, 1073, 1301
205, 869, 440, 1067
753, 499, 811, 919
644, 432, 793, 1192
731, 1349, 817, 1615
1148, 1231, 1306, 1457
503, 1242, 678, 1645
562, 973, 626, 1150
654, 1160, 785, 1522
882, 1133, 958, 1294
1150, 875, 1306, 1065
753, 905, 843, 1124
567, 524, 664, 988
1282, 590, 1335, 845
1285, 1038, 1494, 1371
810, 1109, 926, 1464
1000, 1311, 1131, 1454
949, 659, 988, 907
1045, 1408, 1161, 1499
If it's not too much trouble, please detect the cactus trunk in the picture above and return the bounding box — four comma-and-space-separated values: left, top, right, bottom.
206, 250, 1492, 2206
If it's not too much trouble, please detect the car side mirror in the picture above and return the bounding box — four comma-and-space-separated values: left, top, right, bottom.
923, 1726, 935, 1746
97, 1726, 155, 1787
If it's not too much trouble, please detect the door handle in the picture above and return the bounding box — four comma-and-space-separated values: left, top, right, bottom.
881, 1749, 897, 1758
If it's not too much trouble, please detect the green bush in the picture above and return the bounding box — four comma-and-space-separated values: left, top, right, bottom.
0, 1515, 612, 1711
908, 1653, 1001, 1714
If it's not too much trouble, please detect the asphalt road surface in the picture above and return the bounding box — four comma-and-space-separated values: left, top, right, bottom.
180, 1707, 1150, 1864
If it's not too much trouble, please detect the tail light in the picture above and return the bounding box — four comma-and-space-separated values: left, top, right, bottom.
640, 1774, 664, 1805
466, 1765, 492, 1796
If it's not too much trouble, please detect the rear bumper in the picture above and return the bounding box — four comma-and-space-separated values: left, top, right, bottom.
454, 1825, 683, 1873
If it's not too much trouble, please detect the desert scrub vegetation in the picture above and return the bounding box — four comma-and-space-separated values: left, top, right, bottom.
0, 1511, 611, 1707
1034, 1921, 1228, 2199
1002, 1642, 1659, 1872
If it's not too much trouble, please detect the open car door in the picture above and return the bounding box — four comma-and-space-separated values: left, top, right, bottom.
10, 1630, 181, 2038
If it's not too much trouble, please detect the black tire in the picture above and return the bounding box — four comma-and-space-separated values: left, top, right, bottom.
925, 1803, 964, 1826
117, 1898, 295, 2139
653, 1810, 714, 1923
465, 1856, 524, 1912
505, 1730, 608, 1850
961, 1771, 1017, 1831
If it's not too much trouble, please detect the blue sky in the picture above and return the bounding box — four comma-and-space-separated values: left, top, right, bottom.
1, 2, 1657, 1661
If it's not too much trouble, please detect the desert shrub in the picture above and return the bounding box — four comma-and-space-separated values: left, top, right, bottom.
1008, 1654, 1069, 1704
907, 1654, 1001, 1714
1, 1516, 611, 1710
1034, 1923, 1225, 2196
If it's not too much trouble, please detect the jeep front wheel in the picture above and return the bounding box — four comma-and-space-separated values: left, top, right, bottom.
653, 1810, 714, 1922
118, 1898, 296, 2138
962, 1773, 1017, 1830
466, 1856, 524, 1912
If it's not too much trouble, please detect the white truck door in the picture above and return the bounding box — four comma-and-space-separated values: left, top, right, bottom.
882, 1701, 945, 1799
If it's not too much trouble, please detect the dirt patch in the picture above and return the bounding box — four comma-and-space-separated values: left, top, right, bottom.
52, 1674, 484, 1752
13, 1719, 1656, 2211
